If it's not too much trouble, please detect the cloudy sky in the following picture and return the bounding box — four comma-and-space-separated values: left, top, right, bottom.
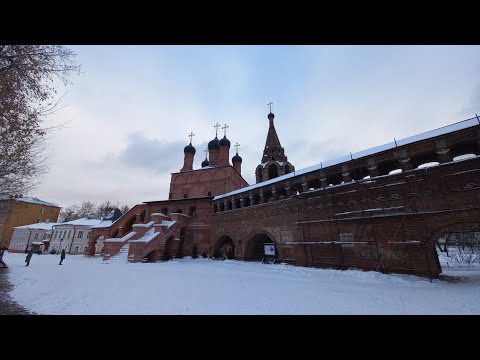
35, 45, 480, 209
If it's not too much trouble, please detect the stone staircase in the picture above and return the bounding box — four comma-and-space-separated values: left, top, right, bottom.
102, 212, 192, 263
103, 244, 130, 264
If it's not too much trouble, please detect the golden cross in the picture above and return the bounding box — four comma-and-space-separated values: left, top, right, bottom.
267, 102, 273, 113
188, 132, 195, 144
221, 123, 229, 136
234, 142, 240, 154
213, 123, 221, 137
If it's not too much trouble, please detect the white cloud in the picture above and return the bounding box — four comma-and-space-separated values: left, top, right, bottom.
31, 45, 480, 209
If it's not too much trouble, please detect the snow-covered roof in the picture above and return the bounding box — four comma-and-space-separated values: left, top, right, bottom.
90, 220, 114, 229
214, 116, 479, 200
55, 218, 104, 227
14, 222, 59, 230
16, 196, 60, 207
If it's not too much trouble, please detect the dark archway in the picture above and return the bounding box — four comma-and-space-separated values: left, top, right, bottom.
161, 207, 168, 216
284, 164, 292, 174
143, 250, 160, 263
111, 229, 119, 238
244, 232, 279, 261
189, 206, 196, 216
268, 164, 279, 180
163, 236, 176, 260
450, 141, 478, 158
307, 178, 322, 190
86, 234, 103, 256
256, 165, 263, 183
175, 209, 183, 214
176, 227, 187, 258
214, 234, 235, 259
377, 160, 402, 176
277, 187, 287, 199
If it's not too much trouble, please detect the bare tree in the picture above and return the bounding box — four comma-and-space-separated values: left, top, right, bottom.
59, 205, 80, 222
96, 200, 115, 219
0, 46, 80, 219
58, 200, 129, 222
77, 201, 97, 219
120, 204, 130, 215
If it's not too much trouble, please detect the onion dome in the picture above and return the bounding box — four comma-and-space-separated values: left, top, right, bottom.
232, 153, 242, 163
219, 135, 231, 147
208, 136, 220, 151
201, 157, 209, 168
268, 112, 275, 120
184, 143, 196, 155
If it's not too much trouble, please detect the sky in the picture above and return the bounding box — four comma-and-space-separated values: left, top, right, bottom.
34, 45, 480, 209
5, 251, 480, 314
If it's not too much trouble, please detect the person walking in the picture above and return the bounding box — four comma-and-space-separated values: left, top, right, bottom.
0, 246, 8, 268
59, 249, 66, 265
25, 247, 34, 267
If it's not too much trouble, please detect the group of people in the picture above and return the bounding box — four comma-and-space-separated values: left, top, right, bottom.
24, 248, 66, 267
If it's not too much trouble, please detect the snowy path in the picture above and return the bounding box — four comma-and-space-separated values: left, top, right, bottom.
3, 252, 479, 315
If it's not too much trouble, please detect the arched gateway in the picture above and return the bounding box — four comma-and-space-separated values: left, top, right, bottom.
244, 232, 279, 261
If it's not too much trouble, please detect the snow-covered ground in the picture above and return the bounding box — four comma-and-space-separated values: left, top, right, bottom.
4, 252, 479, 314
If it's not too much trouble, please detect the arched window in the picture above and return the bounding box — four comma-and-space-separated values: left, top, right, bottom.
268, 164, 279, 180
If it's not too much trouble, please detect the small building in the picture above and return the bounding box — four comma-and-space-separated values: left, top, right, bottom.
0, 196, 61, 248
9, 221, 58, 253
50, 211, 121, 255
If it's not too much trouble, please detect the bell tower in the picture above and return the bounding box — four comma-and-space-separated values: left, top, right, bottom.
255, 103, 295, 183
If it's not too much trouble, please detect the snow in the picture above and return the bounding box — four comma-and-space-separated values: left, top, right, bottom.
161, 220, 176, 228
90, 220, 114, 229
14, 222, 59, 230
132, 221, 155, 228
16, 196, 59, 207
417, 162, 440, 169
57, 218, 103, 226
3, 253, 479, 314
104, 231, 136, 243
453, 154, 477, 161
130, 228, 160, 243
214, 116, 479, 201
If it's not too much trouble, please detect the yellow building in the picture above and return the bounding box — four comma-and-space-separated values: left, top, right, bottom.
0, 197, 61, 248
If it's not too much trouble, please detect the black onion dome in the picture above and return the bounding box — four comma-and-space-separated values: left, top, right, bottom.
184, 143, 196, 155
232, 153, 242, 163
201, 158, 209, 168
219, 135, 231, 147
268, 112, 275, 119
208, 136, 220, 150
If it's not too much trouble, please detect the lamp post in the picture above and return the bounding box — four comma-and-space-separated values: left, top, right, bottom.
25, 228, 32, 253
57, 238, 64, 254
